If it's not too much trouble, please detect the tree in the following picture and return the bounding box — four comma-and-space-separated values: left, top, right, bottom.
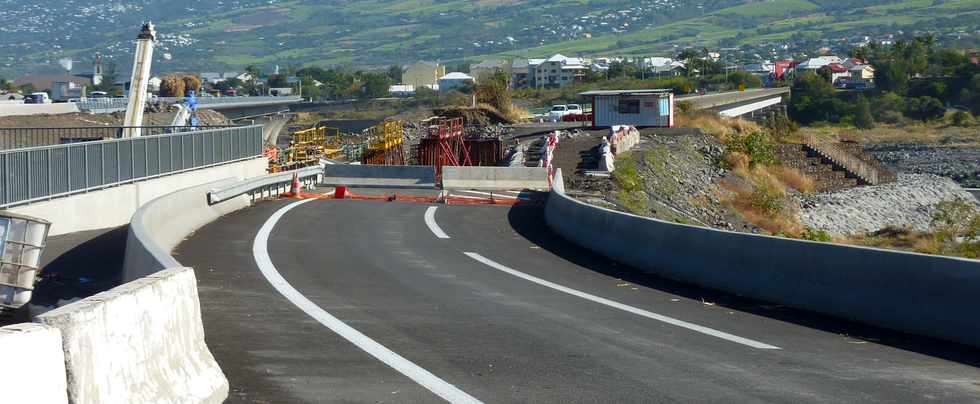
608, 61, 626, 78
903, 96, 945, 121
160, 75, 186, 97
213, 78, 243, 92
852, 96, 874, 129
244, 65, 263, 95
357, 71, 392, 98
267, 74, 287, 88
874, 61, 909, 95
182, 76, 201, 95
387, 65, 403, 83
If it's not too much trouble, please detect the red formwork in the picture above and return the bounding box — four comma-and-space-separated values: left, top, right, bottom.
414, 118, 474, 178
462, 138, 503, 166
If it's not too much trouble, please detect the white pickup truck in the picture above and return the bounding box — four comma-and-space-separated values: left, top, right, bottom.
548, 104, 583, 122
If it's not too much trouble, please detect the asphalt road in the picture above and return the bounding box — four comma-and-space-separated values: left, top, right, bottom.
175, 192, 980, 403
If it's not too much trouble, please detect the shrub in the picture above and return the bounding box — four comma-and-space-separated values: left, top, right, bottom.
951, 111, 975, 127
799, 227, 832, 242
159, 75, 186, 97
903, 96, 946, 121
727, 131, 775, 166
852, 97, 874, 129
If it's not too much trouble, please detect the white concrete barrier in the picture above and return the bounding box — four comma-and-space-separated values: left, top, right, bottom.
0, 323, 68, 404
36, 267, 228, 404
123, 178, 251, 281
10, 158, 266, 236
442, 166, 551, 190
0, 103, 80, 117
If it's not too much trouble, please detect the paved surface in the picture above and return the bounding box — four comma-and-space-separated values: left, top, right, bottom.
676, 87, 789, 110
1, 226, 127, 325
175, 193, 980, 403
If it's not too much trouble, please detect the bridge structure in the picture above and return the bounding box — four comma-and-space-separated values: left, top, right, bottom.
0, 92, 978, 404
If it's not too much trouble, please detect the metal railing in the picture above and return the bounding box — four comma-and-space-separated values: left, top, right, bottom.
0, 125, 263, 208
0, 125, 240, 151
207, 166, 321, 205
75, 96, 302, 113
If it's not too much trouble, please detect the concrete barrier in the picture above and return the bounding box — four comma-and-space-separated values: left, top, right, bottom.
442, 166, 550, 190
36, 267, 228, 404
0, 323, 68, 404
123, 178, 251, 281
10, 158, 266, 236
545, 169, 980, 348
323, 164, 437, 188
0, 103, 80, 117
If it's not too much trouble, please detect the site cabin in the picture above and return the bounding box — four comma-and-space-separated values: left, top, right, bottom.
581, 89, 673, 128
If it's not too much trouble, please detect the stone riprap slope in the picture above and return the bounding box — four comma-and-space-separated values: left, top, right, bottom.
799, 174, 978, 236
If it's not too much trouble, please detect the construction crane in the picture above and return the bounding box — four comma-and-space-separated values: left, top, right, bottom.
122, 22, 156, 138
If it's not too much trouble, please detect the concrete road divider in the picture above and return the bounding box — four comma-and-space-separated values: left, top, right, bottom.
36, 267, 228, 404
124, 178, 250, 281
0, 323, 68, 404
545, 168, 980, 348
442, 166, 550, 190
323, 164, 437, 189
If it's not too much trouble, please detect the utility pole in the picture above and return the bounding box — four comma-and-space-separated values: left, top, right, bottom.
122, 22, 156, 138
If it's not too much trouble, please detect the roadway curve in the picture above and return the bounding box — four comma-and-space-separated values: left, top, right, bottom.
175, 192, 980, 403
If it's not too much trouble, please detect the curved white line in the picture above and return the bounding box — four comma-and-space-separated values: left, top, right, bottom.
464, 252, 781, 350
424, 206, 450, 239
254, 199, 482, 403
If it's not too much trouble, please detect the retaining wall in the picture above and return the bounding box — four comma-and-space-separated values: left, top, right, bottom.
0, 103, 80, 117
545, 169, 980, 348
10, 157, 266, 236
36, 267, 228, 404
322, 164, 436, 188
442, 166, 550, 190
0, 323, 68, 404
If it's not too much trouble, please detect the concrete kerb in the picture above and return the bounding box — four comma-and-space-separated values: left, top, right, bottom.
36, 267, 228, 404
0, 323, 68, 404
544, 168, 980, 348
442, 166, 550, 191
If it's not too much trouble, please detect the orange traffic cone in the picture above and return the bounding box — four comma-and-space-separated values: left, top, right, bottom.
288, 172, 301, 198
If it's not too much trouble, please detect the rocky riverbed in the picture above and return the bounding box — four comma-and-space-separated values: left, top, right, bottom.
798, 174, 979, 236
867, 143, 980, 188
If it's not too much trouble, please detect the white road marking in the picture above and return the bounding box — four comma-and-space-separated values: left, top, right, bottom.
255, 199, 482, 403
463, 252, 781, 350
424, 206, 450, 239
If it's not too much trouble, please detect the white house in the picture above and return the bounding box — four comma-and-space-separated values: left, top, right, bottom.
796, 56, 843, 72
438, 72, 475, 92
531, 54, 589, 88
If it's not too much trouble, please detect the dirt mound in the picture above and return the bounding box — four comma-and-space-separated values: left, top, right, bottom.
433, 105, 515, 126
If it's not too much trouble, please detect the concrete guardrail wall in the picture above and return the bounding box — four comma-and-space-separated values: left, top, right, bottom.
10, 169, 309, 403
442, 166, 550, 190
0, 323, 68, 404
545, 169, 980, 348
322, 164, 436, 188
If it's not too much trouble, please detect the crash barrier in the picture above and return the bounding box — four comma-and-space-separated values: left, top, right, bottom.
0, 323, 68, 404
9, 158, 266, 236
322, 164, 437, 189
76, 95, 302, 114
0, 125, 263, 209
442, 166, 550, 191
598, 125, 640, 172
0, 102, 80, 117
545, 168, 980, 348
36, 267, 228, 404
207, 166, 321, 205
123, 178, 251, 280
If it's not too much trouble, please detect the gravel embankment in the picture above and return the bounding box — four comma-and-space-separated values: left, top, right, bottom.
799, 174, 979, 236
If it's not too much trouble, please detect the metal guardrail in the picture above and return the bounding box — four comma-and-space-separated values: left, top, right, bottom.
75, 96, 302, 113
0, 125, 263, 208
803, 135, 892, 186
206, 166, 321, 205
0, 125, 239, 151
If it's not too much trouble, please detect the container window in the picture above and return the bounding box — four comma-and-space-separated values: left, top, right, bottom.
618, 99, 640, 114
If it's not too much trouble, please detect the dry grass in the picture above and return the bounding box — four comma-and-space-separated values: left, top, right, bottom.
723, 165, 804, 236
799, 123, 980, 147
675, 111, 760, 143
772, 165, 815, 194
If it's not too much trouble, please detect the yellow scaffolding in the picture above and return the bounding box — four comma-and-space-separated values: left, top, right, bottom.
361, 120, 405, 165
268, 125, 342, 172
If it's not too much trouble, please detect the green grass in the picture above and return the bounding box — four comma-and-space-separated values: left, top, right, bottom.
712, 0, 819, 17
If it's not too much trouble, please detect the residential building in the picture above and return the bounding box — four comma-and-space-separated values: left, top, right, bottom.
825, 63, 850, 83
511, 58, 544, 88
200, 72, 245, 85
641, 57, 686, 77
389, 84, 415, 97
796, 56, 843, 72
470, 59, 510, 81
438, 72, 475, 92
13, 75, 92, 92
403, 61, 445, 88
849, 64, 875, 82
531, 54, 588, 88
